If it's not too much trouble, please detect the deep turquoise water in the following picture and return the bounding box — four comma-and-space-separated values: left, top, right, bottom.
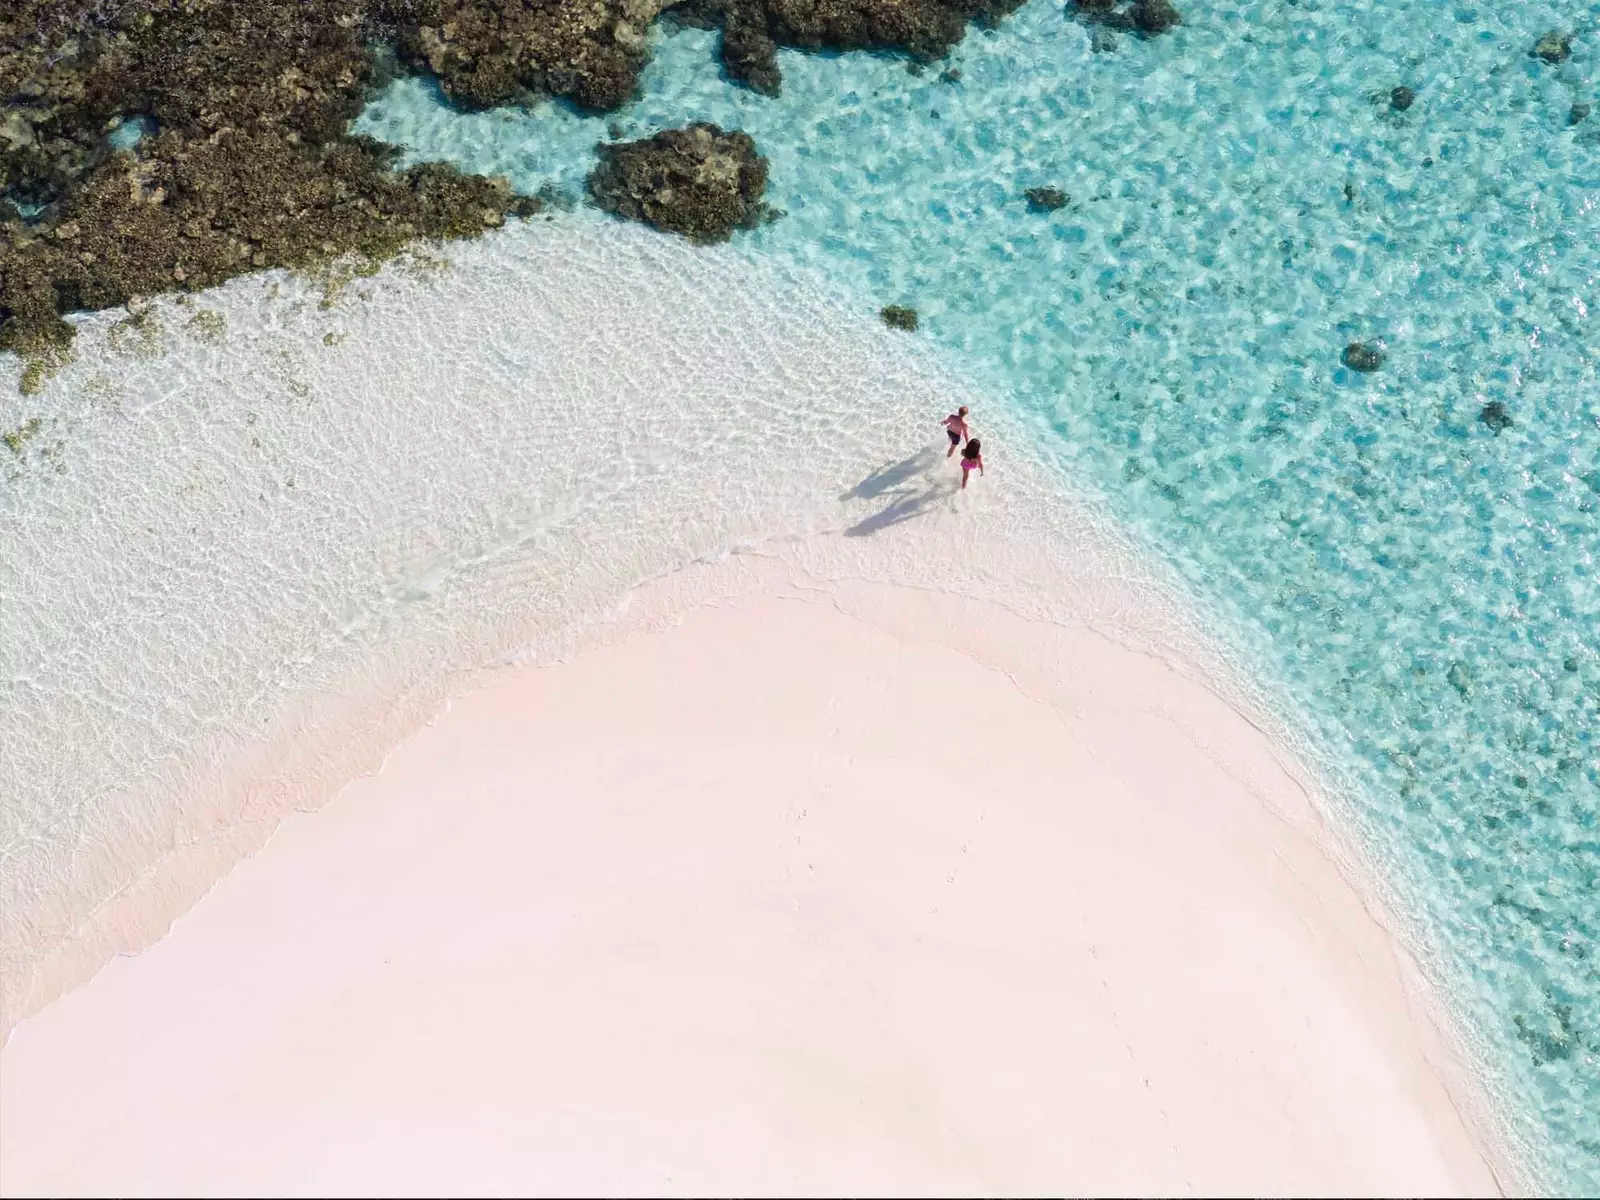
356, 1, 1600, 1188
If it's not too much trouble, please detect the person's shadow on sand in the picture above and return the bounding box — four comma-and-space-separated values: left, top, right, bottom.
842, 446, 956, 537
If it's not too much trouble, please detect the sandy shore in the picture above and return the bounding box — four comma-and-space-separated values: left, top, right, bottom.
1, 217, 1519, 1195
1, 557, 1503, 1195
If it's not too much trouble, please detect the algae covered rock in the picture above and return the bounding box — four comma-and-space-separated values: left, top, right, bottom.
881, 304, 919, 330
0, 0, 543, 356
675, 0, 1029, 97
1068, 0, 1181, 36
1024, 185, 1069, 212
1390, 86, 1416, 112
587, 123, 770, 243
1531, 30, 1573, 65
378, 0, 670, 112
1479, 401, 1513, 434
1341, 341, 1385, 372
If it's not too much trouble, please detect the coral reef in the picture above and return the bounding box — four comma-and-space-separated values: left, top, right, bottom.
881, 304, 918, 330
587, 123, 769, 243
1, 1, 540, 356
378, 0, 669, 113
1531, 30, 1573, 65
1024, 185, 1068, 212
1341, 341, 1384, 372
1479, 401, 1513, 434
672, 0, 1028, 98
4, 0, 1036, 354
1068, 0, 1181, 37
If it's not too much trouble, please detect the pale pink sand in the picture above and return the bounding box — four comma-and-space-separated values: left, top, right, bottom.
0, 585, 1502, 1197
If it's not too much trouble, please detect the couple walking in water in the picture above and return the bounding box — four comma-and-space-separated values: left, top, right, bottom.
942, 406, 985, 489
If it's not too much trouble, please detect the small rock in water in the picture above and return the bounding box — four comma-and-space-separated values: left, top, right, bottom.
1570, 103, 1591, 126
1090, 27, 1119, 52
1025, 186, 1069, 212
1068, 0, 1180, 38
1341, 341, 1385, 372
1131, 0, 1181, 34
939, 67, 962, 84
1479, 401, 1513, 433
1390, 86, 1416, 111
881, 304, 919, 331
1531, 30, 1572, 64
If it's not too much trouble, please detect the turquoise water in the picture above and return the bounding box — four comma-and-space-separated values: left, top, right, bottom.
356, 1, 1600, 1188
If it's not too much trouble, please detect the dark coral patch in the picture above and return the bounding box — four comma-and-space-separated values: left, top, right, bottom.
1, 0, 539, 355
674, 0, 1028, 98
1479, 401, 1514, 434
587, 123, 769, 243
1024, 186, 1069, 212
881, 304, 919, 330
379, 0, 657, 113
1531, 30, 1573, 65
1341, 341, 1385, 372
1068, 0, 1181, 37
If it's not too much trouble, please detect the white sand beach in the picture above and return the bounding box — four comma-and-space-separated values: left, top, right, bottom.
1, 562, 1503, 1196
0, 218, 1512, 1195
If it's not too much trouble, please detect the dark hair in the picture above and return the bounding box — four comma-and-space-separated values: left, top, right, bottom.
962, 438, 982, 459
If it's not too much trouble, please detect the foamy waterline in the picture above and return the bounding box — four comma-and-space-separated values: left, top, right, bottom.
0, 212, 1536, 1188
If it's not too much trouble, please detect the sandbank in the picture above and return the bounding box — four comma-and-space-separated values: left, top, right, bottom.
1, 557, 1503, 1195
0, 216, 1514, 1195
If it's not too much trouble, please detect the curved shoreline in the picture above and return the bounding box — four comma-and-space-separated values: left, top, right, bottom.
2, 559, 1507, 1195
0, 215, 1533, 1189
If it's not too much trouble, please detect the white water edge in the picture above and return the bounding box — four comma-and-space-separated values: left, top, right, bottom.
0, 211, 1533, 1190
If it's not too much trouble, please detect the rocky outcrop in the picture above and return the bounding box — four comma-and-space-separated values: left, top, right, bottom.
1479, 401, 1513, 434
4, 131, 536, 353
1024, 185, 1068, 212
2, 0, 1035, 354
587, 123, 769, 243
1341, 341, 1385, 372
674, 0, 1027, 97
1067, 0, 1181, 37
379, 0, 673, 112
1, 0, 538, 355
881, 304, 918, 330
1531, 30, 1573, 65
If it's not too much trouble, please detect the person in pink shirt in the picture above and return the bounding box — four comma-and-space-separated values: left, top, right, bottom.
943, 405, 970, 457
960, 438, 984, 489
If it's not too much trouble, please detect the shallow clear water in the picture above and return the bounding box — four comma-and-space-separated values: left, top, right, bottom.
353, 0, 1599, 1188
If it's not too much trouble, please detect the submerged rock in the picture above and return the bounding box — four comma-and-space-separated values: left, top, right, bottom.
1479, 401, 1514, 434
3, 0, 1034, 353
1570, 103, 1592, 127
1067, 0, 1181, 37
587, 124, 769, 244
1130, 0, 1181, 33
1390, 86, 1416, 112
881, 304, 919, 330
1024, 186, 1069, 212
1341, 341, 1385, 373
1531, 30, 1572, 65
0, 0, 541, 355
676, 0, 1028, 98
383, 0, 663, 112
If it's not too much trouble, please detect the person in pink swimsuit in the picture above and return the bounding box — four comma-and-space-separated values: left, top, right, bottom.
943, 406, 970, 457
960, 438, 984, 488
